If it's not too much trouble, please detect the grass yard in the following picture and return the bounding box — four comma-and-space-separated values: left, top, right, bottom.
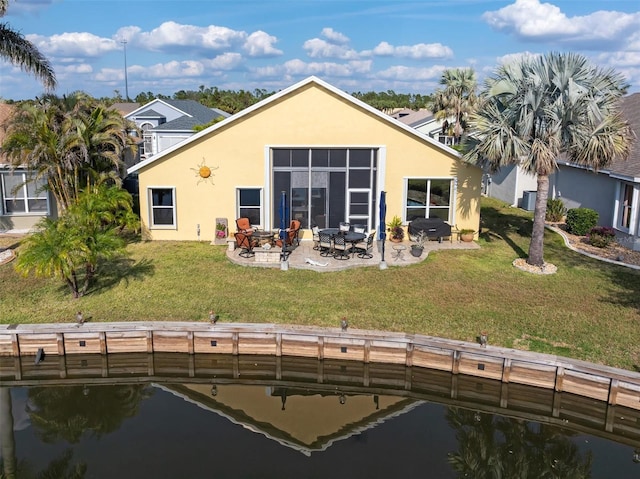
1, 197, 639, 371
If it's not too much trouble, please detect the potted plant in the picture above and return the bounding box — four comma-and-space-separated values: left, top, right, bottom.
459, 228, 475, 242
215, 222, 227, 239
410, 230, 427, 257
387, 215, 405, 242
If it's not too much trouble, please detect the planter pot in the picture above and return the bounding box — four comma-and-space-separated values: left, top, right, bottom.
410, 247, 424, 257
390, 237, 403, 243
460, 233, 474, 242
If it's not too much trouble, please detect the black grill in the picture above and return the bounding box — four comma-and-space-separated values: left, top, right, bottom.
408, 218, 452, 242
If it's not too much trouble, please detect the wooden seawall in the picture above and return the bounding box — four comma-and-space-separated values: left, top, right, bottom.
1, 322, 639, 412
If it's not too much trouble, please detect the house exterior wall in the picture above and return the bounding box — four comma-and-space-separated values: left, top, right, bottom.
153, 132, 192, 156
486, 165, 518, 206
0, 191, 57, 232
136, 82, 482, 242
549, 166, 616, 226
484, 165, 538, 208
128, 101, 183, 124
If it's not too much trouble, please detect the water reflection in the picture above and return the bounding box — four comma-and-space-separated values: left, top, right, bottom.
446, 408, 592, 478
0, 354, 638, 478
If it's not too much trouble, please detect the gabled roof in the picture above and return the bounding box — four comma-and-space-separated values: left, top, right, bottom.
135, 108, 164, 119
153, 108, 227, 132
111, 102, 140, 116
158, 383, 422, 455
128, 76, 461, 175
608, 92, 640, 179
126, 98, 230, 133
393, 109, 435, 128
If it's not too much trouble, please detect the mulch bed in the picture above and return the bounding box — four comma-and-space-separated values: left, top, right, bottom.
551, 223, 640, 267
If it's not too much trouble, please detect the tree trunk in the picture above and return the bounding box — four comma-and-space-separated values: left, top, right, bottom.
527, 174, 550, 267
0, 388, 17, 479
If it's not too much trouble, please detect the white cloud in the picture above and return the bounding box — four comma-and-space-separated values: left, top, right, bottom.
495, 51, 541, 67
483, 0, 640, 50
376, 65, 446, 81
250, 59, 372, 80
58, 63, 93, 74
321, 27, 349, 45
243, 31, 282, 57
128, 60, 206, 79
303, 38, 360, 60
368, 41, 453, 59
94, 67, 123, 82
598, 51, 640, 68
203, 53, 244, 70
132, 21, 247, 53
27, 32, 118, 59
303, 28, 358, 60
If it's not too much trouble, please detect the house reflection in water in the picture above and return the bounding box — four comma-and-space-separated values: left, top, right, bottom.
158, 383, 420, 456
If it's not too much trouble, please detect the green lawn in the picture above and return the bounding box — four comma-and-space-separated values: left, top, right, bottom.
1, 197, 639, 371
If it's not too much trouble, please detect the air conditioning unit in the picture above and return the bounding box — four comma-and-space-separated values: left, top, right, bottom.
522, 191, 537, 211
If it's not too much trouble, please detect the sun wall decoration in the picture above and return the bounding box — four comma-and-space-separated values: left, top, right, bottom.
191, 157, 219, 185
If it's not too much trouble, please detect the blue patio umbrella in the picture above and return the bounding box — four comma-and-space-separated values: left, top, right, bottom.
378, 191, 387, 264
278, 190, 289, 242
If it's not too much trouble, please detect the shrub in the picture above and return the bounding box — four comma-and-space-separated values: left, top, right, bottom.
588, 226, 616, 248
546, 198, 566, 222
566, 208, 598, 236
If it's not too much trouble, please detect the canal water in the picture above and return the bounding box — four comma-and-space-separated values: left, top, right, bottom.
2, 380, 638, 479
1, 353, 639, 478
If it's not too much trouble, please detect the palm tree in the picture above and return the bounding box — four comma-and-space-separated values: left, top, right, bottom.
463, 52, 633, 267
2, 99, 79, 210
2, 93, 138, 211
0, 0, 56, 90
14, 185, 134, 297
429, 68, 478, 142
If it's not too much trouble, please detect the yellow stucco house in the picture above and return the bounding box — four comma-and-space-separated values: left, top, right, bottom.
127, 76, 482, 242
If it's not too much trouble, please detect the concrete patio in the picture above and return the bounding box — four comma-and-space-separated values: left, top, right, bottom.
226, 237, 480, 272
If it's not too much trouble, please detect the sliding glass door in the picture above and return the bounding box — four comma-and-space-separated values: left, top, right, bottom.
272, 148, 377, 231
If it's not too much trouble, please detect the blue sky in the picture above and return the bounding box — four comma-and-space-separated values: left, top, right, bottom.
2, 0, 639, 101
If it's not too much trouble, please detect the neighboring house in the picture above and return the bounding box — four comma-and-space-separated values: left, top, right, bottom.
127, 76, 482, 242
125, 99, 231, 162
0, 103, 57, 232
549, 92, 640, 251
393, 109, 457, 146
111, 102, 140, 117
483, 165, 539, 210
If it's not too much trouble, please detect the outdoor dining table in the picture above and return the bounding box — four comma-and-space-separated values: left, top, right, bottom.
319, 228, 366, 254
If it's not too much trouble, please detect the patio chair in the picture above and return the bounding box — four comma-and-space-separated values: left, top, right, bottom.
318, 231, 333, 257
275, 219, 301, 250
354, 232, 375, 259
338, 221, 350, 233
290, 219, 301, 246
352, 224, 366, 234
236, 217, 255, 235
333, 233, 350, 260
311, 226, 320, 250
235, 231, 258, 258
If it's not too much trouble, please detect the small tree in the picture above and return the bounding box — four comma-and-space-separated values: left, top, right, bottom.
14, 185, 136, 298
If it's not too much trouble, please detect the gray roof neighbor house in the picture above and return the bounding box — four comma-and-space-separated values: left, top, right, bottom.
550, 92, 640, 251
125, 99, 231, 161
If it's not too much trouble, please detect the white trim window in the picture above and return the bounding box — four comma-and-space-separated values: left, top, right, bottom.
404, 178, 452, 222
148, 187, 176, 229
616, 182, 638, 235
140, 123, 153, 158
1, 171, 49, 215
237, 188, 262, 227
